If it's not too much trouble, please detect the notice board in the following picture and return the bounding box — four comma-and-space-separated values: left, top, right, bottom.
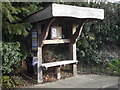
32, 31, 38, 50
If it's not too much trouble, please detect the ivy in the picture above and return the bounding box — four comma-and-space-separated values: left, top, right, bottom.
2, 42, 21, 74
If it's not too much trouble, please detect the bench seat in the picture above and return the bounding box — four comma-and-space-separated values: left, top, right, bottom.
42, 60, 78, 69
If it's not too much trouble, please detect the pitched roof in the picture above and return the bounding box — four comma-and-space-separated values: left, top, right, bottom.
27, 3, 104, 23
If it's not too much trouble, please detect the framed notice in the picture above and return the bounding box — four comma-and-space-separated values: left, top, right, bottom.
51, 27, 57, 38
51, 27, 62, 39
32, 31, 38, 50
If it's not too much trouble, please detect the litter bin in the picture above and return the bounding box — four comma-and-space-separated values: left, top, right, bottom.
32, 57, 38, 75
26, 57, 38, 75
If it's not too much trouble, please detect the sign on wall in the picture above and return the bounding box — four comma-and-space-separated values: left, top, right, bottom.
32, 31, 38, 50
51, 27, 62, 39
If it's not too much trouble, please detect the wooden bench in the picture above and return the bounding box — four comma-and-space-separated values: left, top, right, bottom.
41, 60, 78, 79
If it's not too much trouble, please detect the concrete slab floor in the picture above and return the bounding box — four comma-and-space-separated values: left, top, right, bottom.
20, 74, 119, 89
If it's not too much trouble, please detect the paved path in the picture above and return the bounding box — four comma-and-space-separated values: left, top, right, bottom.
24, 74, 119, 88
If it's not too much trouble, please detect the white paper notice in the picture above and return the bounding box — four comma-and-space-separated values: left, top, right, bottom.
51, 28, 57, 38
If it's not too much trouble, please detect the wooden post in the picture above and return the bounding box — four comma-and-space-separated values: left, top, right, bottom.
37, 47, 43, 83
69, 24, 77, 76
55, 67, 61, 79
37, 24, 43, 83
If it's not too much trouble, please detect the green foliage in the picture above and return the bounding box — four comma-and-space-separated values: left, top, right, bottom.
2, 42, 21, 74
106, 59, 120, 75
1, 76, 14, 89
76, 2, 120, 66
1, 75, 21, 89
90, 3, 120, 46
2, 2, 30, 37
2, 2, 120, 76
2, 2, 43, 41
77, 22, 100, 65
2, 2, 43, 74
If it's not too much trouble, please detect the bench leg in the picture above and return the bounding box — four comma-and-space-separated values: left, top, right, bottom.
55, 67, 61, 79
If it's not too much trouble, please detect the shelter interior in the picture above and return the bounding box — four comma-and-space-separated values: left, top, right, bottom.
26, 3, 104, 83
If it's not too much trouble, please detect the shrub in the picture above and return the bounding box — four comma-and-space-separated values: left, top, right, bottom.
1, 75, 21, 89
2, 42, 21, 74
106, 59, 120, 75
